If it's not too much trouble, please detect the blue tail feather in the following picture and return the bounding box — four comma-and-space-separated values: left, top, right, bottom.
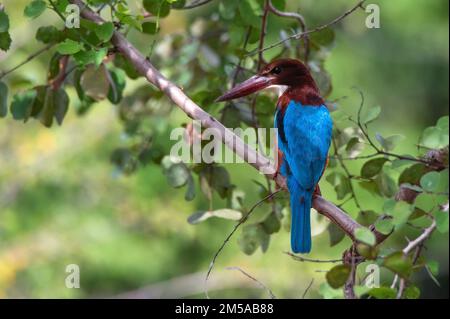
289, 180, 312, 254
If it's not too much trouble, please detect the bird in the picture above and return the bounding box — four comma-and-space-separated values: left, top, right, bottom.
216, 59, 333, 253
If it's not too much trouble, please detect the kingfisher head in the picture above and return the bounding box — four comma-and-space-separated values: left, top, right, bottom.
216, 58, 319, 103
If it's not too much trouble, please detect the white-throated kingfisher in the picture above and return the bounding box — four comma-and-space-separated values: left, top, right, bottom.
216, 59, 333, 253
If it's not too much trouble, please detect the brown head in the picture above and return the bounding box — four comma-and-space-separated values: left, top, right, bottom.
216, 59, 322, 106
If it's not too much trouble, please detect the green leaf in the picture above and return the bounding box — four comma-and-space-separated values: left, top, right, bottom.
238, 0, 261, 28
374, 219, 394, 235
420, 171, 441, 192
24, 0, 46, 19
354, 227, 376, 246
414, 192, 435, 212
95, 22, 114, 42
110, 148, 137, 174
328, 222, 345, 246
345, 137, 364, 158
107, 67, 126, 104
385, 201, 413, 226
359, 180, 382, 197
187, 211, 210, 224
356, 243, 378, 260
166, 162, 190, 188
420, 124, 449, 149
361, 105, 381, 125
212, 209, 243, 220
318, 283, 343, 299
383, 251, 413, 278
404, 285, 420, 299
143, 0, 171, 17
326, 172, 352, 200
74, 48, 107, 67
171, 0, 186, 9
187, 209, 242, 224
367, 287, 397, 299
38, 87, 54, 127
326, 264, 351, 289
0, 31, 12, 51
427, 260, 439, 276
114, 54, 140, 79
0, 10, 9, 32
211, 166, 232, 199
375, 172, 397, 197
434, 210, 449, 233
53, 88, 69, 125
399, 163, 428, 185
10, 90, 37, 121
0, 81, 7, 117
219, 0, 238, 20
238, 224, 268, 255
230, 189, 245, 211
376, 133, 405, 151
53, 0, 69, 13
29, 85, 47, 118
262, 212, 281, 234
361, 158, 389, 178
310, 27, 335, 48
36, 26, 63, 43
80, 65, 110, 101
437, 115, 449, 130
142, 21, 159, 34
357, 210, 379, 226
56, 39, 83, 55
184, 176, 196, 201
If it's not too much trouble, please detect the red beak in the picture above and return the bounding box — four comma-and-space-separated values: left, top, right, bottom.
216, 75, 272, 102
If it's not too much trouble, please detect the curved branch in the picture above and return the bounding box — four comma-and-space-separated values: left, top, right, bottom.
69, 0, 378, 244
267, 0, 310, 61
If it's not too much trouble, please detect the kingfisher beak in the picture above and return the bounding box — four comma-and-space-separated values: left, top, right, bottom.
215, 75, 272, 102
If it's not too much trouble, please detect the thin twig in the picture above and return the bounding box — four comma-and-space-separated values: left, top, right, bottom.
332, 134, 363, 211
403, 219, 436, 255
302, 278, 314, 299
248, 0, 366, 56
226, 266, 276, 299
204, 190, 282, 299
284, 251, 343, 263
258, 1, 270, 70
396, 219, 436, 299
351, 88, 443, 169
0, 44, 54, 80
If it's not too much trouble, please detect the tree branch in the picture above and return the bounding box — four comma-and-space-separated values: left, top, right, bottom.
69, 0, 381, 248
226, 266, 276, 299
395, 219, 436, 298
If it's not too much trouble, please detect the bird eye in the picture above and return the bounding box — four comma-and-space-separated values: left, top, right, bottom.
271, 66, 282, 74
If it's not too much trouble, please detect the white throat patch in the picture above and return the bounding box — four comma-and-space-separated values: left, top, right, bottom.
266, 85, 289, 98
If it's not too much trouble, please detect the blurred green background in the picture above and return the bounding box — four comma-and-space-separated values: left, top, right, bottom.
0, 0, 448, 298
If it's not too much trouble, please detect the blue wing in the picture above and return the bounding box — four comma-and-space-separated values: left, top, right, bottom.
275, 101, 332, 190
275, 100, 332, 253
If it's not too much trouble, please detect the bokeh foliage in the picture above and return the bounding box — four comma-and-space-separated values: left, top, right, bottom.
0, 0, 448, 298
